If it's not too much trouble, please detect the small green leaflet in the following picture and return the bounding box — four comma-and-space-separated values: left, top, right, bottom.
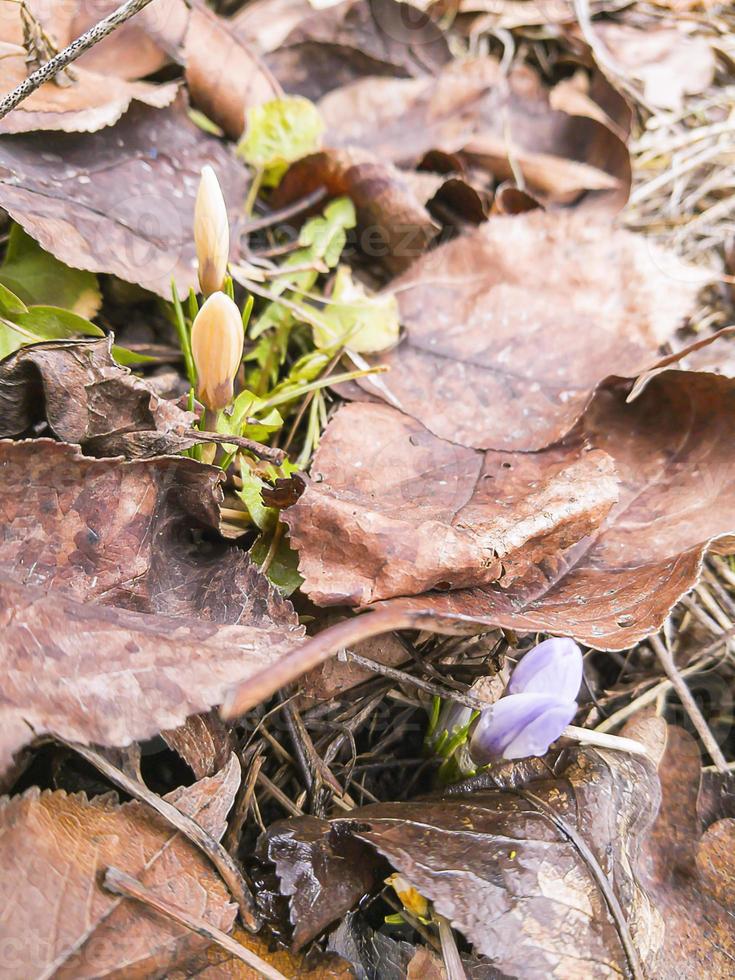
238, 96, 324, 187
311, 265, 400, 353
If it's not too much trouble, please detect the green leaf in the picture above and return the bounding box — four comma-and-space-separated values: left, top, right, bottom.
299, 197, 356, 268
12, 306, 103, 339
0, 225, 101, 317
217, 389, 284, 448
236, 464, 275, 532
0, 304, 104, 361
0, 280, 28, 317
250, 531, 304, 596
238, 96, 324, 187
311, 266, 400, 353
112, 345, 159, 366
250, 197, 356, 341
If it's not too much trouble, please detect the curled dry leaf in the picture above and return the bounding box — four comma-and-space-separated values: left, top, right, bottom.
0, 757, 240, 979
256, 720, 735, 978
318, 57, 630, 209
0, 99, 249, 298
0, 438, 303, 776
139, 0, 277, 138
273, 147, 440, 273
283, 368, 735, 650
354, 210, 702, 451
0, 337, 199, 458
0, 3, 177, 134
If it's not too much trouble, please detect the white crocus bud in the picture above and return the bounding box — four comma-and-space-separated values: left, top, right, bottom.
191, 292, 243, 411
194, 165, 229, 296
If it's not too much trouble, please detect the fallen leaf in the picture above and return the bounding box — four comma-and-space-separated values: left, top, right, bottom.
255, 0, 451, 102
285, 404, 619, 605
0, 571, 302, 779
255, 814, 381, 949
283, 367, 735, 649
140, 0, 277, 138
594, 22, 716, 111
0, 3, 177, 134
0, 98, 249, 298
256, 720, 735, 976
66, 0, 171, 80
168, 923, 354, 978
318, 57, 630, 209
273, 147, 440, 273
0, 757, 241, 979
352, 211, 702, 451
163, 712, 236, 781
0, 337, 199, 458
0, 437, 303, 776
299, 630, 409, 703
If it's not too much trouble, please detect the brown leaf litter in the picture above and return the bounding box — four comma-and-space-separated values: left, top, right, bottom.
352, 210, 703, 451
0, 98, 248, 297
255, 719, 735, 978
0, 438, 302, 778
0, 757, 240, 979
282, 369, 735, 652
0, 2, 177, 135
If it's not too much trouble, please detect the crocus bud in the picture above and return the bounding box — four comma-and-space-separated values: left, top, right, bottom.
470, 637, 583, 763
194, 165, 229, 296
191, 291, 244, 411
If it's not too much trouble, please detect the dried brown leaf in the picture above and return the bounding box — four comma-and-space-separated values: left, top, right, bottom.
285, 405, 619, 605
0, 338, 198, 458
273, 147, 440, 273
283, 368, 735, 650
0, 758, 241, 979
140, 0, 277, 138
163, 712, 236, 781
0, 4, 177, 134
0, 99, 249, 297
354, 211, 702, 451
0, 439, 303, 776
168, 924, 354, 979
251, 0, 451, 102
318, 58, 630, 209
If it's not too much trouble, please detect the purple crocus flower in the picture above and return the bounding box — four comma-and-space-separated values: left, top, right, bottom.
470, 638, 583, 763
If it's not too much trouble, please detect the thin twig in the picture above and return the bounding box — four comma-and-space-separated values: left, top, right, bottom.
595, 628, 735, 734
63, 741, 260, 931
649, 634, 728, 771
187, 429, 286, 465
0, 0, 157, 120
257, 770, 304, 817
242, 187, 327, 235
343, 648, 489, 711
103, 867, 286, 980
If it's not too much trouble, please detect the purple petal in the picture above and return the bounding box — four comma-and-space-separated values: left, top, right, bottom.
508, 637, 583, 702
470, 692, 576, 763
